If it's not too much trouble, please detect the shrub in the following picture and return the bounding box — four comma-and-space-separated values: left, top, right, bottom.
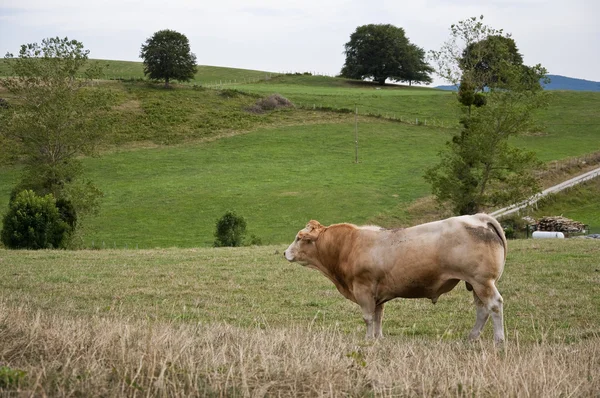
214, 211, 247, 247
1, 190, 69, 249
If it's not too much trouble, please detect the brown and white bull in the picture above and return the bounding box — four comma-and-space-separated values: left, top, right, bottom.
284, 213, 507, 343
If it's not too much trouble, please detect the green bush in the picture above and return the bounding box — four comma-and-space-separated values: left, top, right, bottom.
214, 210, 247, 247
1, 190, 69, 249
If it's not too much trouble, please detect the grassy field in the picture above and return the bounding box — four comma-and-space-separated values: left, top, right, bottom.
75, 120, 445, 248
0, 239, 598, 396
1, 63, 600, 247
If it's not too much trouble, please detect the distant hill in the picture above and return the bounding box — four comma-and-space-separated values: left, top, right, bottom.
435, 75, 600, 92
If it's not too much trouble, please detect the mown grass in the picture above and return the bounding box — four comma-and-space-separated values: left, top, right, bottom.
0, 240, 598, 396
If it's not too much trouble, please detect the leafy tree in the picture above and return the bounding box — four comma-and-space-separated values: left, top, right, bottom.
1, 190, 69, 249
140, 30, 197, 88
340, 24, 433, 85
398, 44, 434, 86
0, 37, 110, 244
459, 35, 524, 91
425, 16, 549, 215
214, 211, 247, 247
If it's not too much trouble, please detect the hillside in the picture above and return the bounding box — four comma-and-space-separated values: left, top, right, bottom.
1, 62, 600, 247
436, 74, 600, 91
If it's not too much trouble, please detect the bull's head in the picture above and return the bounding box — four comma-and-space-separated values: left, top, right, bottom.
284, 220, 325, 265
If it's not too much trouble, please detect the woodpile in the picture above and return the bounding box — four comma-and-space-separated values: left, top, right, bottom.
536, 216, 587, 233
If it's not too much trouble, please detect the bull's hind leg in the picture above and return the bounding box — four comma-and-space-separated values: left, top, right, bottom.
469, 291, 490, 341
471, 282, 504, 344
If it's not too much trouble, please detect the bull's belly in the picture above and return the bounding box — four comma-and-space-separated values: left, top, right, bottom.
381, 277, 460, 301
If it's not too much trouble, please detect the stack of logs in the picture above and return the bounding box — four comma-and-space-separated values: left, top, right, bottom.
536, 216, 587, 233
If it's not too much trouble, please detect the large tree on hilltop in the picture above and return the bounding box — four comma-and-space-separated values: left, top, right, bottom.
140, 29, 197, 88
426, 16, 549, 215
340, 24, 433, 85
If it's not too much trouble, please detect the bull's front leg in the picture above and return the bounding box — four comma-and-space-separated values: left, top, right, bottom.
354, 284, 377, 339
373, 303, 385, 338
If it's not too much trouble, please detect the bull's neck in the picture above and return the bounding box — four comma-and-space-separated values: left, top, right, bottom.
313, 227, 355, 300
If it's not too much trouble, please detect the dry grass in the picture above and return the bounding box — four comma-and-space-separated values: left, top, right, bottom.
1, 301, 598, 397
536, 151, 600, 188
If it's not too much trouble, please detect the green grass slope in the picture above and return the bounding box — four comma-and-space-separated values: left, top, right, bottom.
1, 62, 600, 247
83, 120, 444, 248
0, 59, 275, 85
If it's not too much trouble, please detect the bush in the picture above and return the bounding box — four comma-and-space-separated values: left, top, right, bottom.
1, 190, 69, 249
214, 211, 247, 247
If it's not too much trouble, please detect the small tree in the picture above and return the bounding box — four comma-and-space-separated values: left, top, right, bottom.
140, 30, 197, 88
340, 24, 433, 85
426, 16, 548, 215
214, 211, 247, 247
0, 37, 110, 242
1, 190, 69, 249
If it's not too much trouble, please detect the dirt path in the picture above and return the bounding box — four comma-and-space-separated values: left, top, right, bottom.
490, 167, 600, 219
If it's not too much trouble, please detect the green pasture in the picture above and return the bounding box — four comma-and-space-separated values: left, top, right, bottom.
1, 64, 600, 248
0, 239, 598, 342
79, 120, 446, 248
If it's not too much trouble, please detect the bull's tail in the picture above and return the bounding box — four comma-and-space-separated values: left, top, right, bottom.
483, 214, 507, 263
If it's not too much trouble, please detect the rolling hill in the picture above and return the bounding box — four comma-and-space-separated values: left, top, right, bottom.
1, 62, 600, 247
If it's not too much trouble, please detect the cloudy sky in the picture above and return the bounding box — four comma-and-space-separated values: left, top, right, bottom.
1, 0, 598, 86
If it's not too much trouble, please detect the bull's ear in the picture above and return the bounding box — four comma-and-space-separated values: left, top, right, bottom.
306, 220, 322, 231
300, 220, 323, 241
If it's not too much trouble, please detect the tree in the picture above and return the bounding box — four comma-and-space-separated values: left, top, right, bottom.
425, 16, 549, 215
398, 44, 434, 86
340, 24, 433, 85
140, 30, 197, 88
0, 37, 110, 244
459, 35, 524, 91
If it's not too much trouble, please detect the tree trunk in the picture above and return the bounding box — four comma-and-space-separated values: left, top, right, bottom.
377, 77, 386, 85
164, 77, 170, 89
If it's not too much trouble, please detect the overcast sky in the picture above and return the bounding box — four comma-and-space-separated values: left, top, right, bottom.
1, 0, 598, 86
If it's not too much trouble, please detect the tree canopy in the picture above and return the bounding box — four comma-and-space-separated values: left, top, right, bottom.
140, 29, 197, 88
340, 24, 433, 85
